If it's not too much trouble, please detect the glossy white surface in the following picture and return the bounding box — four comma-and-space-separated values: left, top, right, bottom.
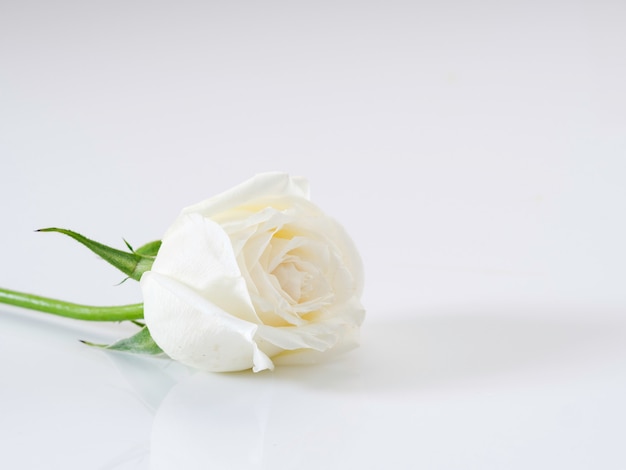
1, 1, 625, 469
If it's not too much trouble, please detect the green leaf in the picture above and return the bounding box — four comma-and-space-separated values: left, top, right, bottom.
37, 227, 158, 281
82, 326, 164, 355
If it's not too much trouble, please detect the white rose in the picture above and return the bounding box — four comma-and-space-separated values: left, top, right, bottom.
140, 172, 364, 372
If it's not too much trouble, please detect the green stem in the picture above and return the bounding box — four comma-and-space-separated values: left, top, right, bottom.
0, 287, 143, 321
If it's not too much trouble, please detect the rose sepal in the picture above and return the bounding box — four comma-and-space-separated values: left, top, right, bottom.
81, 325, 164, 355
37, 227, 161, 281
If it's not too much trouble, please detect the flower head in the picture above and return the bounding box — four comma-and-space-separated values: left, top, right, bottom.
141, 173, 365, 372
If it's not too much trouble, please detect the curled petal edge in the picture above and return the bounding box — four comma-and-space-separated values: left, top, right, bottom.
182, 173, 310, 219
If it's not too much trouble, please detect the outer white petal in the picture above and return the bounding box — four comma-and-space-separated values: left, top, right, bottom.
182, 172, 310, 218
142, 272, 273, 373
153, 212, 260, 324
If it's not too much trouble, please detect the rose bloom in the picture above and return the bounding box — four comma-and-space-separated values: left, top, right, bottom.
140, 173, 364, 372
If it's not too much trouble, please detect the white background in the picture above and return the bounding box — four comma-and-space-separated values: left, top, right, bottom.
1, 1, 625, 469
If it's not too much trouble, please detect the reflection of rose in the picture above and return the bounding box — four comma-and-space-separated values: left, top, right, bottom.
141, 173, 364, 372
150, 370, 364, 470
150, 373, 275, 470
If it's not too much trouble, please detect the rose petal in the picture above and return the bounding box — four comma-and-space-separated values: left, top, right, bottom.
153, 213, 260, 325
256, 322, 338, 352
142, 272, 273, 373
182, 173, 310, 218
269, 300, 365, 366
